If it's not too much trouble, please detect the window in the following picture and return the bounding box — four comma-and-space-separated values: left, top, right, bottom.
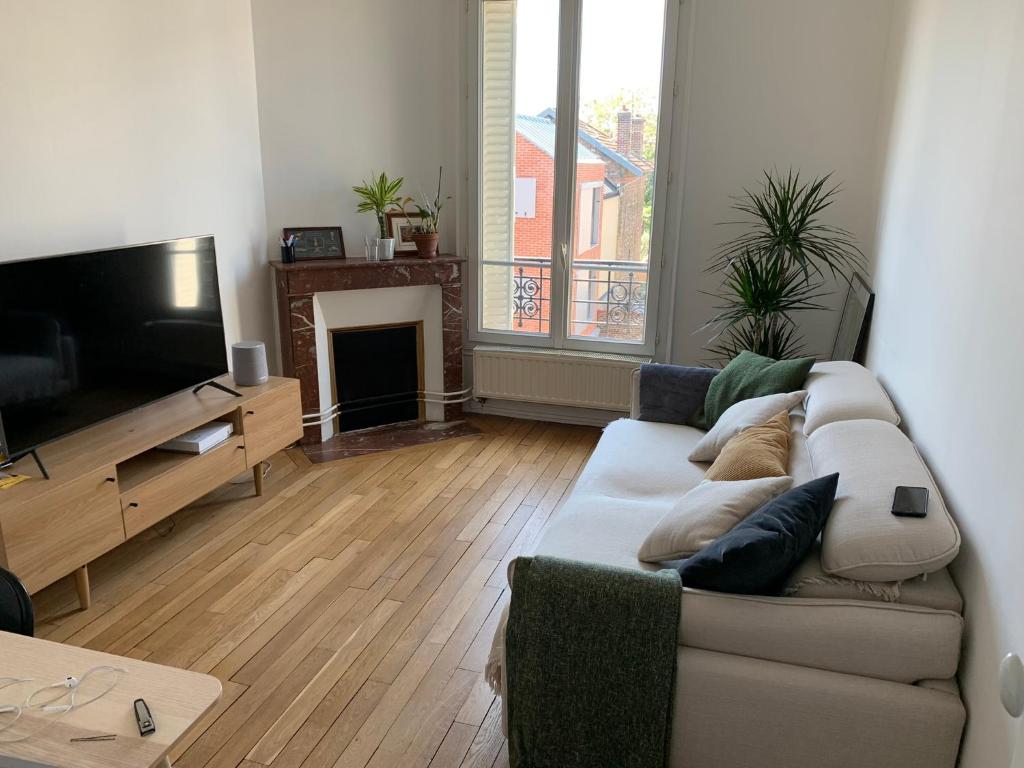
514, 178, 537, 218
476, 0, 671, 351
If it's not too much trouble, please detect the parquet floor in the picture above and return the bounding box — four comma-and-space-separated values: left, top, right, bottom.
33, 416, 599, 768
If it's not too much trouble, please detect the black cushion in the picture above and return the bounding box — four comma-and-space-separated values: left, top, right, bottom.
637, 363, 719, 425
677, 473, 840, 596
0, 567, 34, 636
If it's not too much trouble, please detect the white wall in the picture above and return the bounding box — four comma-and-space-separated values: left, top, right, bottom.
666, 0, 895, 365
0, 0, 271, 362
250, 0, 461, 267
867, 2, 1024, 766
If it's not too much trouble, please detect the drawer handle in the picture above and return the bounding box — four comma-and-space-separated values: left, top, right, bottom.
128, 502, 139, 509
245, 410, 255, 416
105, 477, 116, 483
236, 445, 245, 450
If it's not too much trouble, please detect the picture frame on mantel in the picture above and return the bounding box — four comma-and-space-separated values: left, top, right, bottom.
283, 227, 346, 260
385, 212, 426, 253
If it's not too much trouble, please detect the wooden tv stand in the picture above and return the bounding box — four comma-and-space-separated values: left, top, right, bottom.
0, 375, 303, 609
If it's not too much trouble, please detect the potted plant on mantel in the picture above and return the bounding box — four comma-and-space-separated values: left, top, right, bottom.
403, 166, 451, 259
701, 169, 866, 362
353, 171, 404, 260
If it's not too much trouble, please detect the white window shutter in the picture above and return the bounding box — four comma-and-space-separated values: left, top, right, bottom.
480, 0, 516, 331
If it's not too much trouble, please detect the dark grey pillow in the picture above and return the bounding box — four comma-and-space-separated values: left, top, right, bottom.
638, 363, 719, 426
676, 473, 840, 595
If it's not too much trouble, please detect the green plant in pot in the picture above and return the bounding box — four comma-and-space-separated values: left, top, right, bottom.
702, 169, 866, 362
353, 171, 404, 259
402, 166, 451, 259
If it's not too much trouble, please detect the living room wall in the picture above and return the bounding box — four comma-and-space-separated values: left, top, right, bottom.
868, 1, 1024, 765
250, 0, 461, 271
665, 0, 895, 365
0, 1, 271, 364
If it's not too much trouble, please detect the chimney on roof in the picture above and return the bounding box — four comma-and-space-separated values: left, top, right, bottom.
616, 107, 632, 154
631, 117, 645, 158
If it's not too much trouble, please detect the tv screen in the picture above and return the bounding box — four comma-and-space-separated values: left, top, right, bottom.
0, 236, 228, 458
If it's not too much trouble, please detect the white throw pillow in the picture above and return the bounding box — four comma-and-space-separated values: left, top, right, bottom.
809, 419, 961, 581
689, 390, 807, 462
637, 476, 794, 562
803, 361, 900, 435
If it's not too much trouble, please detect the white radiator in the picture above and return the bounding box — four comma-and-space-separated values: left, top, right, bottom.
472, 345, 650, 411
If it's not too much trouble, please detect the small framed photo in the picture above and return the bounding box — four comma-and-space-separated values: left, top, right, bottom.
385, 212, 426, 252
283, 227, 346, 260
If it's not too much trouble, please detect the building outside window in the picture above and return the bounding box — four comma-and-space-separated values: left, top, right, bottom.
477, 0, 670, 350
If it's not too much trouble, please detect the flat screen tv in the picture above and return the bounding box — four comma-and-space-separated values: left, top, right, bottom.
0, 236, 228, 459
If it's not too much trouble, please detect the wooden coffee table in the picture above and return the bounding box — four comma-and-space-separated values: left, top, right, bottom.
0, 631, 221, 768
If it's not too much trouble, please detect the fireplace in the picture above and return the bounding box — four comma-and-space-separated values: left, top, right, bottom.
271, 255, 465, 444
330, 322, 424, 432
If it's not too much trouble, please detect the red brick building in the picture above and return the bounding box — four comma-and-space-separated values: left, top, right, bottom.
513, 115, 606, 261
510, 111, 652, 338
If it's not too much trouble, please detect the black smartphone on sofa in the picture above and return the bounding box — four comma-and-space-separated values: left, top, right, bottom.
892, 486, 929, 518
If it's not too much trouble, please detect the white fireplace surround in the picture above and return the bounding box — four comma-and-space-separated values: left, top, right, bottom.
313, 285, 444, 441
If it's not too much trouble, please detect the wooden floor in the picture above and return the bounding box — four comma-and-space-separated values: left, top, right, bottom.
34, 416, 599, 768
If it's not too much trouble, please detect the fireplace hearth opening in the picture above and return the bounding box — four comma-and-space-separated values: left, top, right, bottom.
330, 322, 424, 432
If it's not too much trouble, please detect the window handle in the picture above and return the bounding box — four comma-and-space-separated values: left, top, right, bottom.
560, 242, 568, 270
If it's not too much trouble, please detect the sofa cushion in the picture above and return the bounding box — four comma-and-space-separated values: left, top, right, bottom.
783, 544, 964, 613
676, 474, 839, 595
637, 363, 719, 425
537, 495, 673, 571
705, 410, 791, 481
569, 418, 707, 505
809, 420, 961, 581
803, 361, 900, 435
689, 390, 807, 462
678, 591, 963, 684
695, 351, 814, 429
638, 477, 794, 562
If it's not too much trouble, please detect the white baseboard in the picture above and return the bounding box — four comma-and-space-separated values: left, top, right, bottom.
464, 397, 626, 427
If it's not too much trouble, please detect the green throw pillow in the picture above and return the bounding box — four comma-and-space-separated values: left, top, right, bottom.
694, 351, 814, 430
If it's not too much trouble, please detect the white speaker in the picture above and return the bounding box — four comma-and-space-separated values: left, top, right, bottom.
232, 341, 269, 386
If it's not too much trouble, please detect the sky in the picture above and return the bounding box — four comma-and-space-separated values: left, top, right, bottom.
514, 0, 667, 117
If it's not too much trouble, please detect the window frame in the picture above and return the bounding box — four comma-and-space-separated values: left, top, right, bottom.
465, 0, 684, 356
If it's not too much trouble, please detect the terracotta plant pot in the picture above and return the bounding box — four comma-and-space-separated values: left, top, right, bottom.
411, 232, 439, 259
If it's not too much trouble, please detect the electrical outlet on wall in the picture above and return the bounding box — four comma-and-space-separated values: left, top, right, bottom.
1003, 654, 1024, 719
1006, 654, 1024, 768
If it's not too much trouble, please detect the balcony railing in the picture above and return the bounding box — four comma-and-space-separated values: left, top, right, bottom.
507, 257, 649, 341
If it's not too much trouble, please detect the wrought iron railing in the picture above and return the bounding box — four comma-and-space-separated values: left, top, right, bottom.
502, 257, 649, 340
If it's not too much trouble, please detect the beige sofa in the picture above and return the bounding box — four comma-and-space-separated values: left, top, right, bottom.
490, 362, 965, 768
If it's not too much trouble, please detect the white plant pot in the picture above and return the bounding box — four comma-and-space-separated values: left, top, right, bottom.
377, 237, 396, 261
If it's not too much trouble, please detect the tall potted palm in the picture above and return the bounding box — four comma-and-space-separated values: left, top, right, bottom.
353, 171, 404, 260
702, 169, 866, 361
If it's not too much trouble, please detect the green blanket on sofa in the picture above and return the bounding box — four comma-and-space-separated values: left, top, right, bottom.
505, 556, 682, 768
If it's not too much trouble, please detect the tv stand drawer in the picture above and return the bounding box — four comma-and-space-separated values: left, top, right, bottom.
0, 468, 124, 593
121, 436, 247, 538
242, 382, 303, 465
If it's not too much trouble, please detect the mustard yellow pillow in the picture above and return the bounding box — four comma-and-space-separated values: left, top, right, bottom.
705, 410, 791, 481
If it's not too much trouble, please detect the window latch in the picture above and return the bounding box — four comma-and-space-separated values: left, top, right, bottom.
560, 242, 569, 270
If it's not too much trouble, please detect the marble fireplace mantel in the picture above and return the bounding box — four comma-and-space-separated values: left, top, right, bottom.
271, 255, 465, 443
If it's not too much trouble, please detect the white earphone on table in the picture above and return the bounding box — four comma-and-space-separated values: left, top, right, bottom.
0, 666, 126, 743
